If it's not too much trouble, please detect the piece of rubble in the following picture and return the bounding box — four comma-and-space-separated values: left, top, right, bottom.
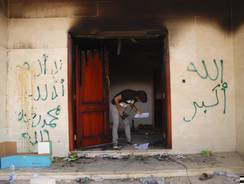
92, 176, 104, 182
139, 177, 165, 184
75, 177, 90, 183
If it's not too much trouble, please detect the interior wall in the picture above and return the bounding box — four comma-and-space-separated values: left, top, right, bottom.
5, 0, 237, 156
0, 5, 8, 140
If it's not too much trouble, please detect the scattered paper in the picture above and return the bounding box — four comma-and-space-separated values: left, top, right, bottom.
134, 112, 149, 119
134, 143, 149, 150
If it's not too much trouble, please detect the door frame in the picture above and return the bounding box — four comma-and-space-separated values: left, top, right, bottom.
68, 30, 172, 151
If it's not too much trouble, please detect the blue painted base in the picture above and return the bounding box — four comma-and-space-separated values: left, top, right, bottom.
0, 155, 51, 169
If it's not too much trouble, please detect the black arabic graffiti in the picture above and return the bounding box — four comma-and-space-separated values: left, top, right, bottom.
183, 59, 228, 122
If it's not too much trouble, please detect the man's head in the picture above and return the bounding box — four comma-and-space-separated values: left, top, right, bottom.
136, 90, 147, 103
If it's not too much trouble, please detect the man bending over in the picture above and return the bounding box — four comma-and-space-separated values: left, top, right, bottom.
110, 89, 147, 149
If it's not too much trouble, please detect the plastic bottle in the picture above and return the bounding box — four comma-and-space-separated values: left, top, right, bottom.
8, 164, 16, 184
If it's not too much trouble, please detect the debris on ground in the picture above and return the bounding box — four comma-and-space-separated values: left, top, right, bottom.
197, 171, 239, 183
175, 154, 186, 160
97, 154, 130, 160
69, 153, 79, 161
199, 173, 213, 181
155, 154, 192, 184
156, 153, 170, 161
99, 154, 120, 159
63, 153, 79, 162
213, 171, 239, 178
75, 177, 90, 183
92, 176, 104, 182
155, 154, 186, 162
111, 155, 124, 159
201, 150, 212, 157
139, 177, 165, 184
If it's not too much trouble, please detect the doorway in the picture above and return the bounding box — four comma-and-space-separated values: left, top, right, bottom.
68, 33, 172, 150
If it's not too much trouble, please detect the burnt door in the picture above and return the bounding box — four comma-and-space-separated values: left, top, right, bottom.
75, 47, 110, 148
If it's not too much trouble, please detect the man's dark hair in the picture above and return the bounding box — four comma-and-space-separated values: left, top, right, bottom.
136, 90, 147, 103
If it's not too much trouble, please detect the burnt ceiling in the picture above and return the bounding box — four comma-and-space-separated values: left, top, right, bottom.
5, 0, 244, 32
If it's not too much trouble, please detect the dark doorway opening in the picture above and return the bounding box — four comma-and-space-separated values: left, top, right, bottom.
108, 37, 168, 149
68, 33, 172, 151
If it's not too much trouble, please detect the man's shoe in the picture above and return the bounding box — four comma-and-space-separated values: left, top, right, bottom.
127, 141, 133, 145
113, 143, 120, 149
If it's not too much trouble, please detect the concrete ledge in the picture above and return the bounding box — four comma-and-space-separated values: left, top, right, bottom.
75, 149, 172, 158
1, 152, 243, 181
0, 167, 244, 180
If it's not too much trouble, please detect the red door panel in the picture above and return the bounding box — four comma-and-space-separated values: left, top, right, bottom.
80, 52, 104, 103
75, 47, 110, 148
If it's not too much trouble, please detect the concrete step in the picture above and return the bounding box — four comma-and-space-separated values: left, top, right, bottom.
0, 152, 243, 181
0, 167, 244, 180
75, 149, 172, 158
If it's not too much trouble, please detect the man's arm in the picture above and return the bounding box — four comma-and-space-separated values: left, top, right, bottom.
130, 104, 141, 114
114, 95, 124, 117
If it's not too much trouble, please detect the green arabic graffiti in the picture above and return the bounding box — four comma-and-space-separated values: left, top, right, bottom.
36, 54, 48, 77
183, 59, 228, 122
21, 129, 50, 146
187, 59, 220, 81
28, 80, 65, 101
17, 54, 65, 146
18, 105, 62, 128
42, 105, 61, 128
16, 62, 31, 70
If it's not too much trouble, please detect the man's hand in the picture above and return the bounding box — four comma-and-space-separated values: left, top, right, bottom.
136, 110, 142, 114
119, 110, 124, 117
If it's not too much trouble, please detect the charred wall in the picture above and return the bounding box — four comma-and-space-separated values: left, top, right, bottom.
5, 0, 244, 155
7, 0, 235, 33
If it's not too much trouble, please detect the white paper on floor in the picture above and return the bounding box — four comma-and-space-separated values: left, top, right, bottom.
134, 112, 149, 119
134, 143, 149, 150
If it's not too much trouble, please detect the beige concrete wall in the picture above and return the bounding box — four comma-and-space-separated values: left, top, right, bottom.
0, 8, 8, 140
234, 24, 244, 156
7, 18, 70, 156
7, 49, 68, 156
233, 1, 244, 157
6, 1, 236, 156
167, 18, 235, 153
